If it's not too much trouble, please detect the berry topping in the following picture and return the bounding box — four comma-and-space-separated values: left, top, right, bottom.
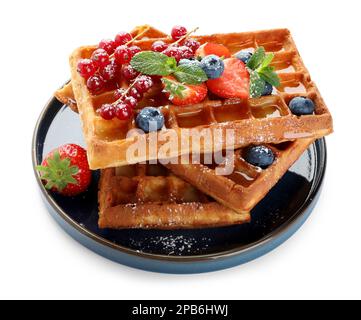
114, 88, 127, 100
196, 43, 231, 59
162, 47, 183, 62
200, 55, 225, 79
86, 75, 105, 94
171, 25, 187, 41
115, 32, 133, 46
77, 59, 97, 79
129, 87, 143, 101
184, 38, 200, 53
235, 50, 253, 64
289, 97, 315, 116
129, 45, 141, 55
123, 96, 138, 109
122, 64, 140, 81
98, 104, 116, 120
245, 146, 275, 169
99, 60, 120, 82
36, 144, 91, 196
151, 40, 168, 52
207, 58, 250, 99
178, 46, 194, 59
262, 82, 273, 96
115, 103, 133, 120
91, 48, 110, 68
133, 75, 153, 93
98, 39, 116, 55
136, 107, 164, 132
114, 45, 133, 64
162, 76, 208, 106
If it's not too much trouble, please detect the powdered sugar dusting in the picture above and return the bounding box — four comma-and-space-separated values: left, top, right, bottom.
129, 235, 211, 256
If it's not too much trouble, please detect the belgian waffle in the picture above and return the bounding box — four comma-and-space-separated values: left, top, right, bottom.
67, 28, 332, 169
98, 164, 250, 229
164, 138, 315, 214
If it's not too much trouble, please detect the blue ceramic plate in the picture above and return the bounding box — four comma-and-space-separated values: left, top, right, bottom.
32, 97, 327, 274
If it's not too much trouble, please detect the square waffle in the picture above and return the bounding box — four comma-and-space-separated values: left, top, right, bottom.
164, 138, 315, 214
98, 164, 250, 229
65, 28, 332, 169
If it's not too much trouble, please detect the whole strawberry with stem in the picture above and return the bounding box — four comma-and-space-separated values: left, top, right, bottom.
36, 144, 91, 196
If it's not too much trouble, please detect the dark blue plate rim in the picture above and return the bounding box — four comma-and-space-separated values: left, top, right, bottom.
32, 95, 327, 263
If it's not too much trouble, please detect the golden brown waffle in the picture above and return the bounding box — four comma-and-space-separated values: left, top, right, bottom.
98, 164, 250, 229
67, 28, 332, 169
54, 25, 167, 112
165, 138, 315, 214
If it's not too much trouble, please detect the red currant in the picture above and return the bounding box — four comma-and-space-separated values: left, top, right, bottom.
162, 47, 182, 62
123, 96, 138, 109
91, 49, 110, 68
184, 38, 200, 53
98, 104, 116, 120
129, 45, 141, 55
115, 103, 133, 120
129, 87, 143, 101
122, 64, 139, 81
151, 40, 168, 52
178, 46, 193, 59
133, 75, 153, 93
114, 45, 133, 64
99, 60, 120, 82
114, 88, 126, 100
86, 75, 105, 94
77, 59, 97, 79
98, 39, 116, 54
171, 26, 187, 41
115, 32, 133, 46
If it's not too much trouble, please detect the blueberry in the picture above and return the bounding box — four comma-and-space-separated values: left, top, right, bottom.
245, 146, 275, 169
262, 82, 273, 96
200, 55, 225, 79
136, 107, 164, 133
235, 51, 253, 64
179, 59, 202, 68
289, 97, 315, 116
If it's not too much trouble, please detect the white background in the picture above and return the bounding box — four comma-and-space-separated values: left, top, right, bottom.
0, 0, 360, 300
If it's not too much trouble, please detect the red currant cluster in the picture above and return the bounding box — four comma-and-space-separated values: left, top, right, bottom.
98, 75, 154, 121
151, 26, 200, 62
84, 26, 200, 121
77, 31, 141, 95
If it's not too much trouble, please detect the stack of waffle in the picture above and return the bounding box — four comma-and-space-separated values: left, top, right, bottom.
55, 26, 333, 229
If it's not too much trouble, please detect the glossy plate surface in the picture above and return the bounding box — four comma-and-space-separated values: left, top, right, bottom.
32, 97, 327, 273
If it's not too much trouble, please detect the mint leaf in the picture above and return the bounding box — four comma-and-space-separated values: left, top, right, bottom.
130, 51, 177, 76
258, 66, 280, 87
161, 78, 187, 98
249, 71, 266, 98
247, 47, 266, 70
174, 64, 208, 84
258, 53, 274, 70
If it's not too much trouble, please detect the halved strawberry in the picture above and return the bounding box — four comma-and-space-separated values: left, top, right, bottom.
196, 42, 231, 59
37, 144, 91, 196
161, 76, 208, 106
207, 58, 250, 99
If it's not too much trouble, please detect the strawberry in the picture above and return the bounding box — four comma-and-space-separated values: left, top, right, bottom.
161, 76, 208, 106
206, 58, 250, 99
196, 42, 231, 59
37, 144, 91, 196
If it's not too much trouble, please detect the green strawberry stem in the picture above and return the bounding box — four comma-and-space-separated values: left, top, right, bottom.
36, 151, 79, 191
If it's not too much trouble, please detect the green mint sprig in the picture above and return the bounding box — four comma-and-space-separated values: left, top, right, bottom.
130, 51, 208, 85
246, 47, 280, 98
161, 78, 187, 99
